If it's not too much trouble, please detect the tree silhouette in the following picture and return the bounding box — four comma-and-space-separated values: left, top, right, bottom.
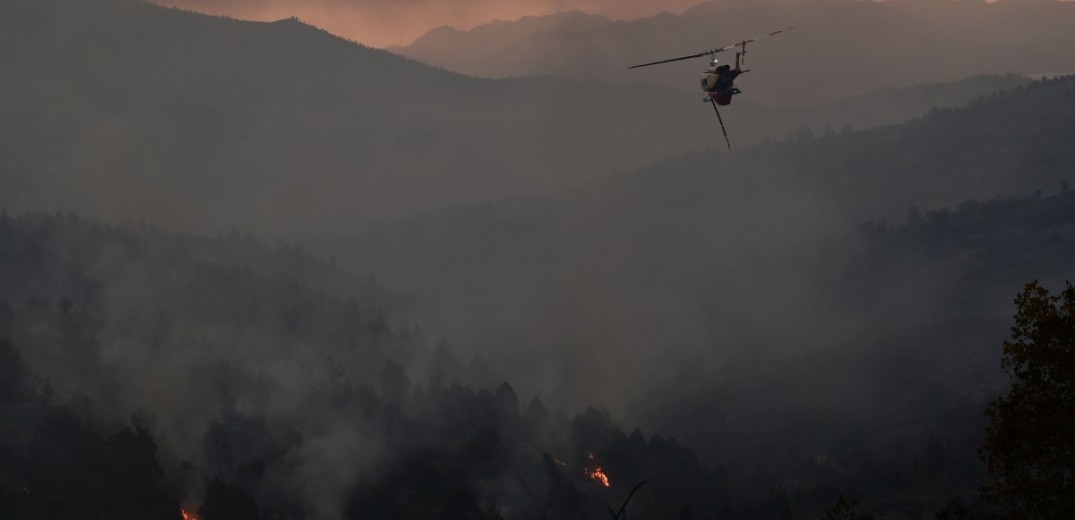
981, 281, 1075, 519
821, 496, 874, 520
200, 478, 260, 520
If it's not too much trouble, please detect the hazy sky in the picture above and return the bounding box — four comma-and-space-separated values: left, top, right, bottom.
149, 0, 704, 47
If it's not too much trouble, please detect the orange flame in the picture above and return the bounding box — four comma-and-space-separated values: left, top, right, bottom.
584, 451, 611, 488
181, 509, 199, 520
588, 466, 611, 487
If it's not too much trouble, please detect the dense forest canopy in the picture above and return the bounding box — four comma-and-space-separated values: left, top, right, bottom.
0, 212, 771, 518
5, 181, 1075, 518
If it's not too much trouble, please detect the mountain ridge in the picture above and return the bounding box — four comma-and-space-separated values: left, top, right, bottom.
0, 0, 717, 236
393, 0, 1075, 107
1, 0, 1034, 239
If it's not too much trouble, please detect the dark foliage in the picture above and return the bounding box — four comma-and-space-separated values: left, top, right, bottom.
0, 212, 732, 519
9, 182, 1075, 517
0, 339, 178, 519
981, 281, 1075, 519
820, 496, 874, 520
200, 478, 260, 520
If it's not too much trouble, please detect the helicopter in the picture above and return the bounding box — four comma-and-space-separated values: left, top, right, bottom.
629, 27, 793, 149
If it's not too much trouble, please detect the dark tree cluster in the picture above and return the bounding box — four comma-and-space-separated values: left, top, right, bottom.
0, 212, 741, 519
3, 196, 1074, 519
0, 338, 177, 519
862, 188, 1075, 272
343, 385, 728, 520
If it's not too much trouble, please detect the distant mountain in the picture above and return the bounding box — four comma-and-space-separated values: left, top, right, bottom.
386, 11, 612, 63
0, 0, 719, 236
0, 0, 1040, 238
395, 0, 1075, 107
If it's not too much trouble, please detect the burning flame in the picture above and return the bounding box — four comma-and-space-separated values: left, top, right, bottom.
181, 509, 199, 520
588, 466, 611, 487
584, 451, 611, 488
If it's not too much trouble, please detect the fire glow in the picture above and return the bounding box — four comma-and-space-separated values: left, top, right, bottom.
181, 509, 198, 520
584, 451, 611, 488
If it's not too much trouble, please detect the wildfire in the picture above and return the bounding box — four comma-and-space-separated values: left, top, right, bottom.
181, 509, 199, 520
587, 466, 611, 487
584, 451, 611, 488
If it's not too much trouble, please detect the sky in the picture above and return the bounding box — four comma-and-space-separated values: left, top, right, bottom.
148, 0, 705, 47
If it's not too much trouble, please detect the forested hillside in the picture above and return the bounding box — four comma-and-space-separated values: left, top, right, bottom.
6, 188, 1073, 518
335, 75, 1075, 404
5, 209, 997, 519
0, 211, 737, 519
326, 76, 1075, 517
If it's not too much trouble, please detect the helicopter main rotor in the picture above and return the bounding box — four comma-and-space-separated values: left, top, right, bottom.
627, 27, 793, 69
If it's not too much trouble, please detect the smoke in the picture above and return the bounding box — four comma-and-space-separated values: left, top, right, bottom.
4, 0, 1073, 517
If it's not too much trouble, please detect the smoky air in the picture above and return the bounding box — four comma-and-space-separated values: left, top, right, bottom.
1, 0, 1074, 518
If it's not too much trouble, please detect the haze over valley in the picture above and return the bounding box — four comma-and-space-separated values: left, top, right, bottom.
2, 0, 1074, 518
